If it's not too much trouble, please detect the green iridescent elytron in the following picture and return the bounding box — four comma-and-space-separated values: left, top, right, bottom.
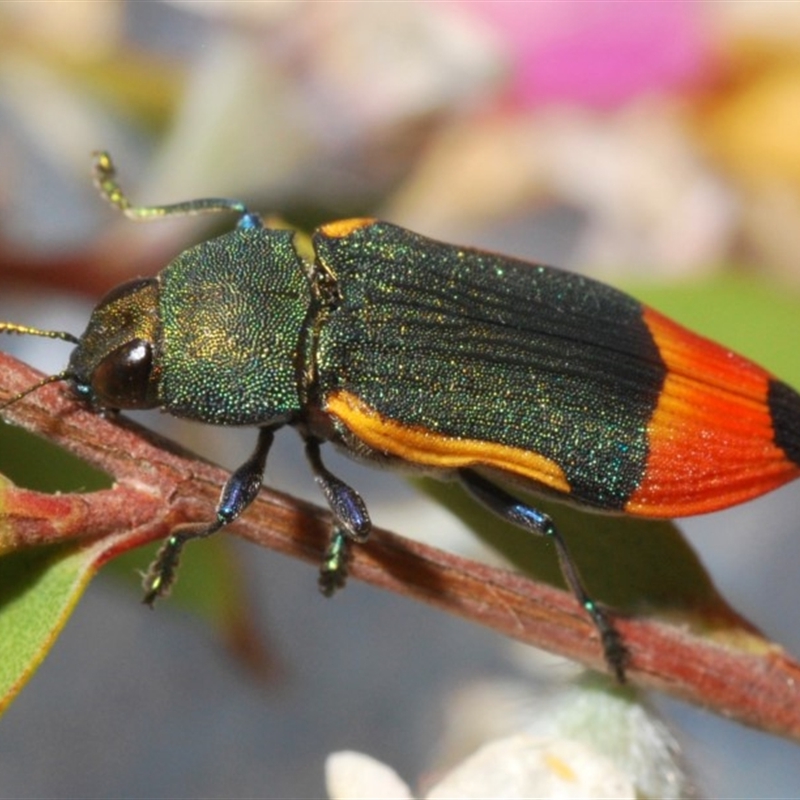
5, 152, 800, 682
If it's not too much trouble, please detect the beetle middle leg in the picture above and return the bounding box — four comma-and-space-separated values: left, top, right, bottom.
304, 437, 371, 595
142, 427, 275, 605
459, 468, 628, 681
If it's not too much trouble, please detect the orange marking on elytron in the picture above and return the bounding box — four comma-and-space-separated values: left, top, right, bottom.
626, 307, 800, 517
318, 218, 377, 238
325, 389, 571, 494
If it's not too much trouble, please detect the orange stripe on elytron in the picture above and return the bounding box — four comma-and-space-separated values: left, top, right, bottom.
318, 218, 377, 239
324, 389, 571, 494
626, 307, 800, 517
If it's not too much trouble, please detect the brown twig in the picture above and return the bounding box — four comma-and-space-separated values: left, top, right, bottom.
2, 350, 800, 741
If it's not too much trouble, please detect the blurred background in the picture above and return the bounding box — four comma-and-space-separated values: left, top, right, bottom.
1, 1, 800, 796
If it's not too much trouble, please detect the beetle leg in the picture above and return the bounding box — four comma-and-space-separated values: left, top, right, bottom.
459, 468, 628, 682
142, 427, 275, 605
304, 437, 372, 595
318, 528, 352, 597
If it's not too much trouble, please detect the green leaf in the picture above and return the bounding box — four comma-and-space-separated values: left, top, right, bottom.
0, 421, 110, 493
628, 273, 800, 386
0, 542, 100, 714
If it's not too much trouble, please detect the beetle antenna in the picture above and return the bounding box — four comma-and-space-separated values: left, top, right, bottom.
0, 324, 78, 411
0, 322, 79, 345
0, 370, 71, 411
92, 151, 253, 221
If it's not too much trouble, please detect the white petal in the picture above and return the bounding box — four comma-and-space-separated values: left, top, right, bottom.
326, 750, 415, 800
426, 734, 635, 800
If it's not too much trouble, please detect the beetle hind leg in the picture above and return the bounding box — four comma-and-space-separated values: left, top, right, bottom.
304, 437, 372, 595
142, 427, 275, 605
459, 468, 629, 682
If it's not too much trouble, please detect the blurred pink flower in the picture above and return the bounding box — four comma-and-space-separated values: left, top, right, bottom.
462, 1, 715, 109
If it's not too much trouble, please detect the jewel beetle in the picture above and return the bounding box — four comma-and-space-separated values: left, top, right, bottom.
3, 153, 800, 682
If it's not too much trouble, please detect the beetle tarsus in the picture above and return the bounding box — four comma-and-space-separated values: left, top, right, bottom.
585, 599, 629, 682
142, 532, 187, 606
319, 528, 351, 597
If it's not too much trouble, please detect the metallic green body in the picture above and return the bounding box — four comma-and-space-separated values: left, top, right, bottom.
158, 227, 312, 426
314, 221, 666, 510
69, 219, 668, 510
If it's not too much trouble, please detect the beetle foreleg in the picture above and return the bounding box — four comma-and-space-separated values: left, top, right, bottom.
304, 437, 372, 595
459, 468, 629, 682
142, 427, 275, 605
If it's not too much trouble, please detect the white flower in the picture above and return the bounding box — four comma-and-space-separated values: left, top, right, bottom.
326, 750, 414, 800
326, 734, 635, 800
326, 670, 692, 800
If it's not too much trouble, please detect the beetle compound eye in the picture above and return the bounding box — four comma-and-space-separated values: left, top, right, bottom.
91, 339, 157, 409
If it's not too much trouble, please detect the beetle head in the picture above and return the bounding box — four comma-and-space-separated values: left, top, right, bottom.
66, 278, 161, 410
1, 278, 162, 413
